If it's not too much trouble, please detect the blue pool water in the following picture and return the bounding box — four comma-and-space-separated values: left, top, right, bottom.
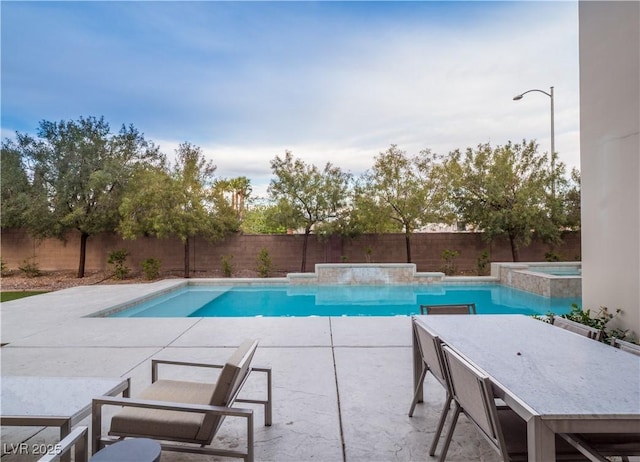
110, 284, 578, 318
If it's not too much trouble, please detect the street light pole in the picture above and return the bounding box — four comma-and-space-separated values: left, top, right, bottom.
513, 86, 555, 197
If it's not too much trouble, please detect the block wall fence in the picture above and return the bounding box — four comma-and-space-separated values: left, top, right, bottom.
0, 228, 581, 276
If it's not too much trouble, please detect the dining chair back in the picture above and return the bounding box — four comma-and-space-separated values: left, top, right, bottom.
408, 320, 452, 455
552, 316, 603, 341
420, 303, 477, 315
611, 338, 640, 356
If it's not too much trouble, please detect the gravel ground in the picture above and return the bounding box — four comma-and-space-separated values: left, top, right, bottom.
0, 268, 268, 292
0, 270, 152, 292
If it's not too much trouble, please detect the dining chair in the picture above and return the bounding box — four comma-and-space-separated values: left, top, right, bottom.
611, 337, 640, 356
420, 303, 477, 315
438, 345, 590, 462
552, 316, 603, 341
408, 319, 452, 456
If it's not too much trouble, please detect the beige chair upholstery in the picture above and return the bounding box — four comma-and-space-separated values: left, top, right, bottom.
92, 339, 272, 462
420, 303, 476, 315
552, 316, 603, 341
438, 345, 589, 462
408, 319, 451, 456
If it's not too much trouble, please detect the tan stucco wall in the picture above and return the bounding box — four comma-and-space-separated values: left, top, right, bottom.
579, 1, 640, 336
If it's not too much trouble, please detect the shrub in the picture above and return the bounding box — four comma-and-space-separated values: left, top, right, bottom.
19, 257, 41, 278
544, 251, 561, 262
0, 257, 8, 277
256, 248, 272, 278
364, 246, 373, 263
141, 258, 161, 280
476, 250, 490, 276
221, 255, 233, 278
441, 249, 459, 276
107, 249, 130, 280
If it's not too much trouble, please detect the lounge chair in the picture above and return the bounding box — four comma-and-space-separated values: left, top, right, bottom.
420, 303, 477, 315
611, 337, 640, 356
437, 345, 589, 461
408, 319, 452, 456
552, 316, 603, 341
92, 339, 272, 462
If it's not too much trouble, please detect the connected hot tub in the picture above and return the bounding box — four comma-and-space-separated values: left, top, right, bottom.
493, 262, 582, 298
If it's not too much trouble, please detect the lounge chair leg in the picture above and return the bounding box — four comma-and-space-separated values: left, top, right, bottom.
265, 367, 272, 426
429, 393, 453, 456
437, 403, 461, 462
247, 411, 254, 462
408, 366, 428, 417
91, 400, 102, 455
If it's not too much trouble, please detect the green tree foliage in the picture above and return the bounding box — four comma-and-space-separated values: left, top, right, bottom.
7, 116, 161, 277
119, 142, 238, 277
561, 167, 581, 231
354, 145, 449, 263
0, 139, 31, 228
446, 140, 561, 262
268, 151, 352, 272
240, 204, 288, 234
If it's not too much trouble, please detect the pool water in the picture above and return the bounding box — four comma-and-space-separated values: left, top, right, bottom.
110, 284, 578, 318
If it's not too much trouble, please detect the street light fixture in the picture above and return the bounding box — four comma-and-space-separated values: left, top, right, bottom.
513, 86, 555, 196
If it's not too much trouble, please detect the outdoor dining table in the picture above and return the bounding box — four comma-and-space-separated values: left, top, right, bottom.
412, 314, 640, 462
1, 376, 130, 462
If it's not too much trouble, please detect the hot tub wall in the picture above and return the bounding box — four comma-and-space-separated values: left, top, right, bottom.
494, 262, 582, 298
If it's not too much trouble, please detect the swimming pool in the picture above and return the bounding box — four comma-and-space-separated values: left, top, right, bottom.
110, 284, 578, 317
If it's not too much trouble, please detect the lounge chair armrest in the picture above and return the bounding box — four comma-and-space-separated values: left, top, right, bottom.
93, 395, 253, 418
37, 426, 88, 462
151, 359, 224, 382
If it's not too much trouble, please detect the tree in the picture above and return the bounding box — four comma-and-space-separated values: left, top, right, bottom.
0, 139, 31, 228
240, 204, 288, 234
217, 176, 252, 221
268, 151, 352, 272
446, 140, 561, 262
354, 145, 449, 263
119, 142, 238, 277
9, 116, 161, 277
561, 167, 581, 231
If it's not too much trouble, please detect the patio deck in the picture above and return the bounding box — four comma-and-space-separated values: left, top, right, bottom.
0, 281, 537, 461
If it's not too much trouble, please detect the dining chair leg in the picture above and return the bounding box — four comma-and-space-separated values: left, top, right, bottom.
437, 402, 461, 462
429, 393, 453, 456
408, 365, 428, 417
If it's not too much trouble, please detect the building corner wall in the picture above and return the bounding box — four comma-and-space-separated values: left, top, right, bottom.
579, 1, 640, 336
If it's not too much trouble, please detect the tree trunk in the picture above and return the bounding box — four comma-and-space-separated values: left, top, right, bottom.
405, 231, 412, 263
184, 237, 190, 278
301, 230, 310, 272
509, 234, 520, 262
77, 232, 89, 278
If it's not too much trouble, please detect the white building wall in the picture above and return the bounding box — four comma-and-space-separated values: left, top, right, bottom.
579, 1, 640, 336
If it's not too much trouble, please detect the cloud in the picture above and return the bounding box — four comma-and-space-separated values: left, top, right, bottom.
1, 1, 580, 195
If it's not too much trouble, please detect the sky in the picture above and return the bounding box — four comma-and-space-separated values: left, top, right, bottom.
1, 1, 580, 199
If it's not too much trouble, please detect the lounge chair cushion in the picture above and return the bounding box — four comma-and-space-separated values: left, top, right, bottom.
110, 379, 215, 442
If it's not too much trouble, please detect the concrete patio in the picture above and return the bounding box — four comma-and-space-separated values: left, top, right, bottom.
0, 281, 522, 461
